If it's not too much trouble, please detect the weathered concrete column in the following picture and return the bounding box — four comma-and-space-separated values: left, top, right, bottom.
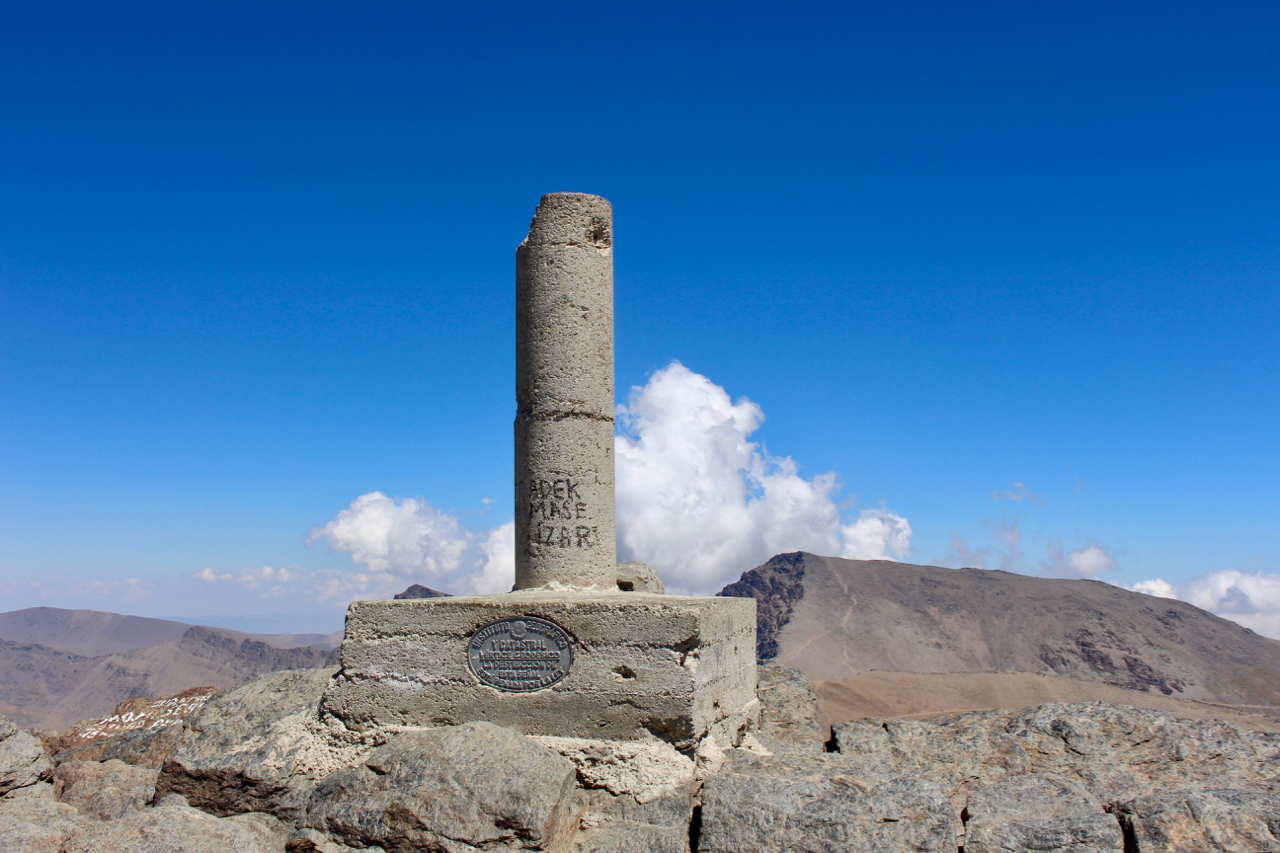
515, 193, 617, 589
321, 194, 758, 754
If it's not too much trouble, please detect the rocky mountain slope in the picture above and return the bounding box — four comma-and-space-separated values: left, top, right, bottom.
2, 665, 1277, 852
0, 627, 336, 731
719, 552, 1280, 709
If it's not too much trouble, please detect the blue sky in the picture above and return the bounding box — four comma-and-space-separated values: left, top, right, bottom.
3, 1, 1278, 635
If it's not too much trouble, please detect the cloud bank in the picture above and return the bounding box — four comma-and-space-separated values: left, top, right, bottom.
304, 493, 515, 597
1132, 569, 1280, 640
302, 363, 911, 598
615, 363, 911, 594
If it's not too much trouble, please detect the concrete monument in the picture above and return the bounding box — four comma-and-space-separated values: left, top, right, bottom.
321, 193, 758, 752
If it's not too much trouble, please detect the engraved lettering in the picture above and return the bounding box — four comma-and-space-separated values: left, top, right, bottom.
575, 502, 587, 519
565, 480, 581, 501
548, 501, 562, 520
528, 501, 546, 520
552, 479, 566, 499
575, 526, 591, 547
558, 526, 571, 547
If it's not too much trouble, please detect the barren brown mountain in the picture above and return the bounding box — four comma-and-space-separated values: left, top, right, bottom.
0, 607, 193, 656
0, 624, 337, 731
0, 607, 342, 654
719, 552, 1280, 721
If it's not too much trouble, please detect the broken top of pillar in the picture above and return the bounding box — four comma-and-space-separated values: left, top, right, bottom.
516, 193, 614, 419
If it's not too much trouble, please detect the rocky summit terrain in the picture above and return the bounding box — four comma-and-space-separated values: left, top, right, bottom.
719, 552, 1280, 712
1, 664, 1278, 852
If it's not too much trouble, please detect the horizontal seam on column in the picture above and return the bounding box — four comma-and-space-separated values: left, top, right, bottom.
516, 411, 616, 423
521, 240, 611, 248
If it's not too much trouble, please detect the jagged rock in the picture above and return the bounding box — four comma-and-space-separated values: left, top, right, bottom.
23, 655, 1275, 853
61, 794, 290, 852
1117, 787, 1280, 853
963, 773, 1122, 853
54, 758, 158, 820
0, 715, 52, 796
54, 721, 186, 768
534, 735, 694, 803
832, 701, 1279, 805
0, 797, 86, 852
615, 562, 664, 594
53, 686, 218, 755
307, 722, 580, 853
287, 826, 376, 853
833, 710, 1033, 791
3, 780, 55, 800
154, 666, 353, 821
699, 749, 958, 853
755, 665, 823, 753
574, 788, 691, 853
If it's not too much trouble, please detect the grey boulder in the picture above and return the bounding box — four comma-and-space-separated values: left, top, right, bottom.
574, 788, 692, 853
832, 702, 1278, 803
1117, 787, 1280, 853
698, 750, 958, 853
54, 720, 186, 769
615, 561, 664, 594
61, 794, 289, 853
963, 773, 1122, 853
307, 721, 580, 853
0, 797, 87, 853
54, 758, 159, 820
754, 665, 824, 754
154, 666, 337, 821
0, 715, 52, 796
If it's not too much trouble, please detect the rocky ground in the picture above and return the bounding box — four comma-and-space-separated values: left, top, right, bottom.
1, 664, 1278, 852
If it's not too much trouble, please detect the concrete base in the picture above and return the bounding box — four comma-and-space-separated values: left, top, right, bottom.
321, 590, 758, 752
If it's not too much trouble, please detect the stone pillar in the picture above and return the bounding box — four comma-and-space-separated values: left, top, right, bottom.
322, 194, 759, 752
514, 193, 617, 590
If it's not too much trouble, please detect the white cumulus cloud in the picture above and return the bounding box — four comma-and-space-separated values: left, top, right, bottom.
1131, 578, 1177, 598
841, 509, 913, 560
1186, 571, 1280, 639
1132, 569, 1280, 640
307, 364, 911, 598
614, 362, 911, 594
307, 492, 512, 595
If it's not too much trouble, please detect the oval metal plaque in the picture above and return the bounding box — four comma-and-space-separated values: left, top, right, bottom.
467, 616, 573, 692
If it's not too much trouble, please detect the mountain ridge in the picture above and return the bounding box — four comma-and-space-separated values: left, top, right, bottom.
0, 626, 337, 730
0, 606, 343, 655
719, 552, 1280, 708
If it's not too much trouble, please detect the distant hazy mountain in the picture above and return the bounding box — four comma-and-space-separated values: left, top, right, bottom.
719, 552, 1280, 709
0, 607, 193, 656
0, 621, 338, 731
0, 607, 343, 654
394, 584, 453, 599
